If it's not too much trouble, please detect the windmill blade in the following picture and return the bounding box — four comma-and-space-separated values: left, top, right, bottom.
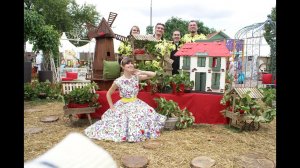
115, 34, 128, 42
107, 12, 118, 27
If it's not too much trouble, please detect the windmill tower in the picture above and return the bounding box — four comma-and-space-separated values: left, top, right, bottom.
86, 12, 128, 84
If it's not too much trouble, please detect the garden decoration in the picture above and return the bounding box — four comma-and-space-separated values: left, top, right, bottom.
62, 81, 100, 125
85, 12, 129, 89
154, 97, 195, 130
220, 87, 276, 131
175, 41, 231, 93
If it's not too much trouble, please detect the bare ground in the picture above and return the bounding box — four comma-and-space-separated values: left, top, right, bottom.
24, 100, 276, 168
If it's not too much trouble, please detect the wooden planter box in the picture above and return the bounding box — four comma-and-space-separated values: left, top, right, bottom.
134, 54, 155, 61
224, 110, 260, 131
63, 105, 97, 125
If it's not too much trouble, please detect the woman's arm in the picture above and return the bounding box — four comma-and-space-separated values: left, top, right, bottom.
106, 82, 118, 110
134, 69, 156, 81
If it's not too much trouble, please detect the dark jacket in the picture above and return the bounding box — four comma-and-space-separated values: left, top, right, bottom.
170, 41, 182, 75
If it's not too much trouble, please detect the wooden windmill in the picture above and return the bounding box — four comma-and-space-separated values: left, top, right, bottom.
86, 12, 128, 89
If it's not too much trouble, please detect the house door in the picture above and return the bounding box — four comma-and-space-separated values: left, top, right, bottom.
195, 72, 206, 91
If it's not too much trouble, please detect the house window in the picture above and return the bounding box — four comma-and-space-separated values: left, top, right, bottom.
197, 57, 206, 67
107, 52, 110, 56
182, 57, 191, 70
211, 73, 220, 89
212, 57, 217, 67
248, 56, 253, 61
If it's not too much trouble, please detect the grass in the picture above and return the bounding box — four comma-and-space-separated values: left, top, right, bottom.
24, 100, 276, 168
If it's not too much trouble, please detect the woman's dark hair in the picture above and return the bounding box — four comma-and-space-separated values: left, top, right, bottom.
120, 57, 134, 67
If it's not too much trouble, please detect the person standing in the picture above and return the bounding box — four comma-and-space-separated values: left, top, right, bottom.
170, 30, 182, 75
153, 23, 165, 41
181, 20, 206, 43
84, 57, 166, 142
118, 25, 140, 57
35, 51, 43, 72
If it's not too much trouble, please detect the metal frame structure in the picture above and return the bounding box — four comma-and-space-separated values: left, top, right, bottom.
234, 19, 276, 87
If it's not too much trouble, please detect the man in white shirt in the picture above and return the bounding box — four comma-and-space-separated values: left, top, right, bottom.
35, 51, 43, 71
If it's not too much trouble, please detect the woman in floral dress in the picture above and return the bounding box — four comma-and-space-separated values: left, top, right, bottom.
84, 57, 166, 142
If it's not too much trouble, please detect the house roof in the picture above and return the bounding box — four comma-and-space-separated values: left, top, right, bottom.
174, 41, 231, 57
206, 31, 230, 40
231, 88, 264, 99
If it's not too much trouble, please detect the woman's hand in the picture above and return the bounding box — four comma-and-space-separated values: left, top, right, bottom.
110, 106, 116, 111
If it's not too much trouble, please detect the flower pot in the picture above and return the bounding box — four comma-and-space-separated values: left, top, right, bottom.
164, 117, 178, 130
171, 83, 185, 95
177, 84, 185, 95
24, 61, 32, 83
38, 70, 53, 83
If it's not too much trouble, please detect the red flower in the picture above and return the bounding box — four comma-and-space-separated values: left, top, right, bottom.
149, 109, 153, 113
140, 130, 145, 134
122, 137, 126, 141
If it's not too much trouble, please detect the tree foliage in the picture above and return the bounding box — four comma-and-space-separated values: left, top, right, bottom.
24, 0, 100, 47
164, 17, 216, 41
24, 0, 100, 70
264, 6, 276, 78
25, 0, 73, 33
146, 25, 154, 35
66, 0, 100, 46
24, 10, 45, 42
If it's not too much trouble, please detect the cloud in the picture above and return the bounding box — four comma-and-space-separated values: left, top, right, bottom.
76, 0, 275, 50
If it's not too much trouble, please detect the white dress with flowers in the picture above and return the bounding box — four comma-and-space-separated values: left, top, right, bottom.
84, 75, 166, 142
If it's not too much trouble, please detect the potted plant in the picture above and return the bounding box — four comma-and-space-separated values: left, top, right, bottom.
137, 61, 163, 94
63, 82, 100, 108
170, 69, 190, 95
158, 74, 172, 93
154, 97, 181, 130
176, 107, 195, 129
184, 80, 194, 93
154, 97, 195, 130
220, 89, 276, 131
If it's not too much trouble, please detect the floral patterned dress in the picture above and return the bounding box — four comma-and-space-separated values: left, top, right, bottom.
84, 75, 166, 142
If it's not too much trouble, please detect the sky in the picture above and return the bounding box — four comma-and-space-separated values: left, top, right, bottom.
75, 0, 276, 52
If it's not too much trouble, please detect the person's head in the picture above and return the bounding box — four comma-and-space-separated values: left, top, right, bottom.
172, 30, 181, 43
129, 26, 140, 35
188, 20, 198, 34
154, 23, 165, 39
120, 57, 135, 73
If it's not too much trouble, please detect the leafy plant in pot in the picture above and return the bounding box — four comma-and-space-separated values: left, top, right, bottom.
63, 83, 100, 108
154, 97, 195, 130
154, 97, 180, 130
170, 70, 190, 95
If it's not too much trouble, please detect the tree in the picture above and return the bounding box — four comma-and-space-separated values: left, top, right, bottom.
264, 6, 276, 78
24, 10, 45, 46
164, 17, 216, 41
24, 0, 100, 71
25, 0, 73, 33
66, 1, 100, 46
146, 25, 154, 35
33, 25, 60, 71
24, 0, 100, 46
